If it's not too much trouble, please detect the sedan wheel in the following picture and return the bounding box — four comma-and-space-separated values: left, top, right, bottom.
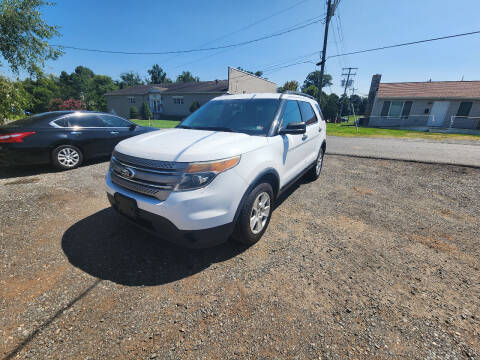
52, 145, 83, 170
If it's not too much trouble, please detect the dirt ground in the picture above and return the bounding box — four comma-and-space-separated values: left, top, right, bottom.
0, 155, 479, 359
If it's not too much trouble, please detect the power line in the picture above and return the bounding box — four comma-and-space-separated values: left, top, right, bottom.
51, 17, 324, 56
168, 14, 324, 70
326, 30, 480, 60
163, 0, 311, 65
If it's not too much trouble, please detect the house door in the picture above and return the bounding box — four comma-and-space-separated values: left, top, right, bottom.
429, 101, 450, 127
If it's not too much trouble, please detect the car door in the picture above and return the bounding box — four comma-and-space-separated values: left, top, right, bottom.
98, 114, 136, 150
67, 114, 113, 158
298, 101, 321, 164
278, 100, 311, 184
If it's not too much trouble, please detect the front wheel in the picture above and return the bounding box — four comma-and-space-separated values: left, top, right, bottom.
233, 183, 274, 245
52, 145, 83, 170
306, 147, 324, 181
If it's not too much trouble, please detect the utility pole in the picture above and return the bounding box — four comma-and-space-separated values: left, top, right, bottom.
338, 67, 357, 122
316, 0, 334, 104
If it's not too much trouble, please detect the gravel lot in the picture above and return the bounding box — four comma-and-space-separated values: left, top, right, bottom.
0, 156, 479, 359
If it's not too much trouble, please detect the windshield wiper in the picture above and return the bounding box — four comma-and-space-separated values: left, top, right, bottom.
193, 126, 233, 132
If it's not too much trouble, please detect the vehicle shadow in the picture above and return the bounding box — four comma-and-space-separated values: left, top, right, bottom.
0, 157, 110, 179
61, 207, 248, 286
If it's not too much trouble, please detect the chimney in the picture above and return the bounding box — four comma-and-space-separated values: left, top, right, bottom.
366, 74, 381, 117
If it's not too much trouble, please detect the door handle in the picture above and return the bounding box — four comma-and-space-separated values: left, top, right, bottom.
302, 134, 308, 140
70, 131, 82, 135
110, 131, 119, 134
318, 127, 322, 132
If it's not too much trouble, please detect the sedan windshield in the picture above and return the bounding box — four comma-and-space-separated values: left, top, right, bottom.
179, 99, 280, 136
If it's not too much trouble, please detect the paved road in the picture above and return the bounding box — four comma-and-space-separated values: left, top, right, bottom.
327, 136, 480, 167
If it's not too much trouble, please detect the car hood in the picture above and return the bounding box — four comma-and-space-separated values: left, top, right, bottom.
115, 128, 269, 162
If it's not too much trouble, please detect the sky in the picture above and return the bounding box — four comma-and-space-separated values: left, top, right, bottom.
6, 0, 480, 96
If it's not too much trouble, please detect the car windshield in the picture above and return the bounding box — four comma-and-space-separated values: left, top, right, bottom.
178, 99, 280, 136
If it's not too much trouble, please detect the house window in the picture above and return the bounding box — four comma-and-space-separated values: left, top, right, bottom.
128, 97, 136, 104
457, 102, 472, 117
388, 101, 403, 117
380, 101, 390, 116
401, 101, 412, 117
173, 96, 184, 105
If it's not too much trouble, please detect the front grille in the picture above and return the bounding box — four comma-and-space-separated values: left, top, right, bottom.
111, 171, 172, 200
113, 151, 187, 171
110, 151, 187, 200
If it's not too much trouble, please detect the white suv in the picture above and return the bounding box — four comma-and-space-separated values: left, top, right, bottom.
105, 92, 326, 248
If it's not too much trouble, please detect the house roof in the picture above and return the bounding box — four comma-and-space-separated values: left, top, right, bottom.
105, 80, 228, 96
377, 81, 480, 100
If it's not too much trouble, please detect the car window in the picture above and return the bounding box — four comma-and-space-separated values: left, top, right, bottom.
99, 115, 131, 127
281, 100, 302, 129
54, 118, 69, 127
298, 101, 318, 125
68, 115, 104, 128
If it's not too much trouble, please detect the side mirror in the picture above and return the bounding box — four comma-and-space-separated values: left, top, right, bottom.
279, 121, 306, 135
129, 124, 137, 131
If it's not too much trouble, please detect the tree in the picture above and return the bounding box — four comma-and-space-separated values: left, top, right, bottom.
176, 71, 199, 83
86, 75, 117, 111
147, 64, 171, 84
129, 106, 138, 119
22, 74, 61, 113
0, 0, 63, 75
278, 80, 299, 92
0, 75, 29, 124
303, 85, 319, 99
71, 66, 94, 100
189, 101, 200, 113
141, 102, 152, 120
120, 72, 144, 88
302, 71, 332, 91
322, 93, 339, 121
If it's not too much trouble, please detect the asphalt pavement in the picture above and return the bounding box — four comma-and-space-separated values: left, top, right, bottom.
326, 136, 480, 168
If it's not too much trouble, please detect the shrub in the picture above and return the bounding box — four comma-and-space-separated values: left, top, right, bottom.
49, 98, 86, 111
129, 106, 138, 119
189, 101, 200, 113
141, 102, 152, 120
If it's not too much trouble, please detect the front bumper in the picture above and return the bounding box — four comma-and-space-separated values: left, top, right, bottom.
105, 167, 247, 247
107, 193, 234, 248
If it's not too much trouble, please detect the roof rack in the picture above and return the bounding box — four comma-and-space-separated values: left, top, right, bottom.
282, 91, 315, 100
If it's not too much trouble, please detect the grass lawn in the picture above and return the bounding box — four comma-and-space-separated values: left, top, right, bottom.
327, 123, 480, 140
132, 119, 180, 128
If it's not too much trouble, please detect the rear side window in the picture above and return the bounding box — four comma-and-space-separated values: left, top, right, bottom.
68, 115, 104, 128
54, 118, 69, 127
298, 101, 318, 125
281, 100, 302, 129
100, 115, 131, 127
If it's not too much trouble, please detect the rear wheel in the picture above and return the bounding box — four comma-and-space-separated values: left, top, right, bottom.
306, 147, 324, 181
233, 183, 273, 245
52, 145, 83, 170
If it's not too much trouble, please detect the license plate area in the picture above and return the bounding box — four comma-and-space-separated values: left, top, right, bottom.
114, 193, 138, 219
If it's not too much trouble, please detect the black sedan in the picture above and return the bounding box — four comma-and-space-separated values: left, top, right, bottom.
0, 111, 156, 170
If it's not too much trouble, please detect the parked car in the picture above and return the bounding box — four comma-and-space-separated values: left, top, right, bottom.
0, 111, 156, 170
106, 92, 326, 248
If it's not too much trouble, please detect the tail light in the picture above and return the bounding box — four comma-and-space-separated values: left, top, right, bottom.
0, 132, 36, 143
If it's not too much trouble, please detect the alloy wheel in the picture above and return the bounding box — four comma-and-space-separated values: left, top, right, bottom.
249, 192, 271, 234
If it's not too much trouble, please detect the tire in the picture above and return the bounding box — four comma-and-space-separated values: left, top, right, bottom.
233, 183, 274, 246
52, 145, 83, 170
306, 146, 324, 181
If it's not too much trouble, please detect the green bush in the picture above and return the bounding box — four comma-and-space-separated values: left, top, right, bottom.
189, 101, 200, 113
141, 102, 152, 120
129, 106, 138, 119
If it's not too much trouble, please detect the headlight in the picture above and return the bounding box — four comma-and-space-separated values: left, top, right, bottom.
175, 156, 240, 191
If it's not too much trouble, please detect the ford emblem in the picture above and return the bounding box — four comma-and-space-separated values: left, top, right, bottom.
120, 167, 135, 179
